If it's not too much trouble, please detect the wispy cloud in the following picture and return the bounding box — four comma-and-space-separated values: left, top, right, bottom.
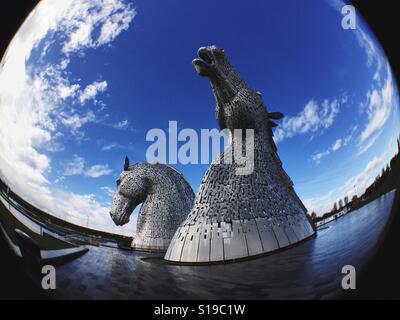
100, 141, 129, 152
113, 119, 129, 130
64, 155, 85, 176
357, 130, 381, 156
60, 110, 96, 133
358, 64, 394, 154
354, 26, 378, 69
85, 164, 113, 178
97, 139, 138, 155
101, 142, 120, 151
274, 97, 342, 143
64, 155, 112, 178
101, 186, 115, 198
79, 80, 108, 104
312, 139, 342, 163
312, 125, 357, 163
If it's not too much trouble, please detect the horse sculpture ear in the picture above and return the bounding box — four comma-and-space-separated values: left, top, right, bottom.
268, 111, 284, 120
124, 156, 130, 171
268, 120, 278, 128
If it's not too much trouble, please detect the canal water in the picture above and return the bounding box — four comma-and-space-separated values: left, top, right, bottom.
49, 190, 396, 299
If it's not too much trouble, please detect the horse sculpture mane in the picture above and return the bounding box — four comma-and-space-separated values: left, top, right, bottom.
165, 46, 315, 263
110, 158, 195, 252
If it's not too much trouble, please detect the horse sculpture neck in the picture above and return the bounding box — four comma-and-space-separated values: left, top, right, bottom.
165, 46, 315, 263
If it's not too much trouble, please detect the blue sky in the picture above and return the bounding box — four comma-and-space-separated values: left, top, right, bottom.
0, 0, 399, 235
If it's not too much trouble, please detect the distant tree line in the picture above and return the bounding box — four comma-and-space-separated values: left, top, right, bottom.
311, 136, 400, 223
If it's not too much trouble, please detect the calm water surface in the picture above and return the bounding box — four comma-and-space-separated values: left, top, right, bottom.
49, 191, 396, 299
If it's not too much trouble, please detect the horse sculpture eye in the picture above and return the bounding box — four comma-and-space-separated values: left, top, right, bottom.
116, 179, 121, 186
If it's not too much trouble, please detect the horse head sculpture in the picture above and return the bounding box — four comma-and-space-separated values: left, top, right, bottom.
110, 157, 195, 252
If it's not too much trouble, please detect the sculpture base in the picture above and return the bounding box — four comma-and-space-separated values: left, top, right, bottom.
164, 216, 315, 264
131, 238, 170, 253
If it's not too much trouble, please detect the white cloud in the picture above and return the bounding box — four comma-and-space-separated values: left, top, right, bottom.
97, 8, 135, 45
303, 194, 333, 216
312, 125, 357, 163
98, 139, 137, 153
343, 125, 358, 145
331, 138, 342, 151
64, 155, 112, 178
355, 27, 378, 69
113, 119, 129, 130
101, 142, 119, 151
57, 82, 80, 99
101, 186, 115, 197
51, 191, 136, 236
312, 150, 330, 164
358, 64, 394, 152
360, 66, 394, 143
320, 99, 341, 129
274, 98, 341, 143
79, 80, 108, 104
85, 164, 113, 178
60, 110, 96, 133
341, 155, 384, 200
0, 0, 136, 235
62, 0, 136, 54
312, 139, 342, 164
357, 131, 381, 156
64, 155, 85, 176
54, 176, 65, 184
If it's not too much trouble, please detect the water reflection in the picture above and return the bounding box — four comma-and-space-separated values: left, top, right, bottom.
49, 191, 395, 299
